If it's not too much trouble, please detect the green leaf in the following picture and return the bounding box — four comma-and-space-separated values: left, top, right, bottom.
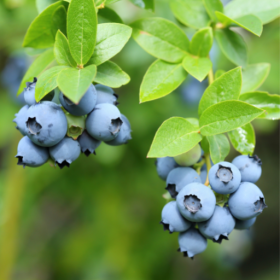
203, 0, 223, 22
23, 1, 67, 48
36, 0, 58, 13
200, 136, 209, 153
207, 134, 230, 164
54, 30, 76, 67
198, 67, 242, 115
224, 0, 280, 24
67, 0, 97, 65
199, 100, 264, 136
185, 118, 199, 129
241, 63, 270, 94
170, 0, 210, 29
128, 0, 154, 11
93, 61, 130, 88
98, 7, 122, 23
131, 18, 189, 63
87, 23, 132, 66
228, 123, 255, 155
147, 117, 202, 158
190, 27, 213, 57
52, 5, 67, 37
140, 60, 188, 103
215, 12, 263, 36
214, 69, 225, 79
17, 49, 55, 95
239, 92, 280, 120
57, 65, 97, 103
35, 66, 68, 101
215, 29, 247, 68
182, 53, 212, 82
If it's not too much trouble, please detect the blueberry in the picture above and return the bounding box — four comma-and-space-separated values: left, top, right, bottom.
208, 161, 241, 194
228, 182, 267, 220
78, 130, 101, 156
235, 217, 257, 230
178, 227, 207, 259
13, 105, 29, 136
198, 206, 235, 243
15, 136, 49, 167
160, 201, 192, 233
166, 167, 201, 198
25, 101, 67, 147
85, 103, 123, 141
155, 157, 178, 181
49, 137, 81, 169
174, 144, 202, 167
232, 155, 262, 183
176, 182, 216, 222
59, 84, 97, 116
105, 114, 132, 146
23, 77, 37, 106
95, 84, 119, 106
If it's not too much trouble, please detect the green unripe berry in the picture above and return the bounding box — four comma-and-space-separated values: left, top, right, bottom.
174, 144, 201, 167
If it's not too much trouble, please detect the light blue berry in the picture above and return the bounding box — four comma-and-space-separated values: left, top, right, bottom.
78, 130, 101, 156
95, 84, 119, 106
13, 105, 29, 136
155, 157, 178, 181
23, 78, 37, 105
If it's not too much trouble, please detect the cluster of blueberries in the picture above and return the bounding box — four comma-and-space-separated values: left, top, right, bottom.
156, 145, 266, 259
13, 78, 132, 168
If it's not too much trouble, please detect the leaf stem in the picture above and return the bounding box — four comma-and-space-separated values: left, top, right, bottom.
204, 153, 212, 186
208, 68, 214, 85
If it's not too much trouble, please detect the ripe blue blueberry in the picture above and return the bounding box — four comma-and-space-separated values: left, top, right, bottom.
85, 103, 123, 141
78, 130, 101, 156
208, 161, 241, 194
176, 182, 216, 222
228, 182, 267, 220
105, 114, 132, 146
166, 167, 201, 198
198, 206, 235, 243
59, 84, 97, 116
178, 227, 207, 259
235, 217, 257, 230
232, 155, 262, 183
155, 157, 178, 181
25, 101, 67, 147
95, 84, 119, 106
13, 105, 29, 136
160, 201, 192, 233
49, 137, 81, 169
23, 77, 37, 105
15, 136, 49, 167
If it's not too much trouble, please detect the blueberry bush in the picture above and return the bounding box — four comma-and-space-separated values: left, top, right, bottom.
0, 0, 279, 279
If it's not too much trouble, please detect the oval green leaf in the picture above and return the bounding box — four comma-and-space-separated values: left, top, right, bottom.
199, 100, 264, 135
239, 91, 280, 120
198, 67, 242, 115
17, 49, 55, 95
170, 0, 210, 29
147, 117, 202, 158
131, 18, 189, 63
54, 30, 77, 67
241, 63, 270, 94
190, 27, 213, 57
98, 7, 123, 23
215, 29, 247, 68
215, 12, 263, 36
35, 66, 68, 102
182, 53, 212, 82
57, 64, 97, 103
207, 134, 230, 164
93, 61, 130, 88
23, 1, 67, 49
228, 123, 255, 155
67, 0, 97, 65
203, 0, 223, 22
87, 23, 132, 66
140, 59, 188, 103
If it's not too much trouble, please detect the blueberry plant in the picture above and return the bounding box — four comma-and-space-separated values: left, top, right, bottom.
129, 0, 279, 258
14, 0, 137, 168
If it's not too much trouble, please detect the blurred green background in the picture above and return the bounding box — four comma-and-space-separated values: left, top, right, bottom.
0, 1, 279, 280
